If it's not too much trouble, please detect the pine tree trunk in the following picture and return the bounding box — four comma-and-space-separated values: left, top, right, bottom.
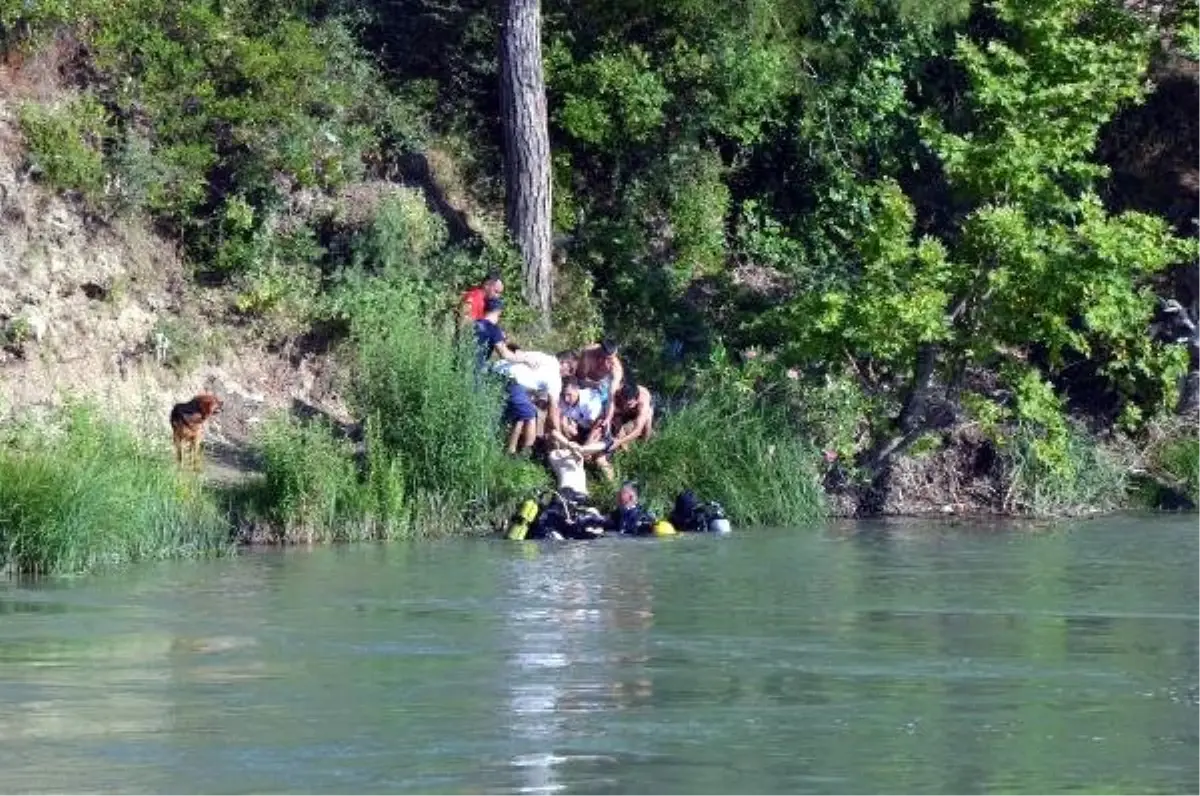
500, 0, 553, 325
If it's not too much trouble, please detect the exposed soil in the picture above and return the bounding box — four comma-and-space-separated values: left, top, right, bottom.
0, 95, 351, 489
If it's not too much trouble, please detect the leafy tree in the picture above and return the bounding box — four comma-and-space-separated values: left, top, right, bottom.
760, 0, 1194, 495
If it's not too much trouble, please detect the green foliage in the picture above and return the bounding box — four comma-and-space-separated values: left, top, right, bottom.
6, 0, 425, 279
18, 94, 110, 199
230, 227, 324, 333
619, 346, 825, 525
749, 0, 1193, 489
1153, 434, 1199, 507
781, 371, 877, 461
0, 404, 227, 575
352, 190, 449, 278
254, 413, 403, 541
553, 44, 671, 146
334, 273, 543, 518
148, 317, 219, 372
1002, 420, 1129, 516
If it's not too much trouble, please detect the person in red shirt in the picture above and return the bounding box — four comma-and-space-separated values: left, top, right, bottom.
460, 271, 504, 326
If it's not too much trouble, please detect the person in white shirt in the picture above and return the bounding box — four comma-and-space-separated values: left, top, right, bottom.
492, 350, 578, 454
559, 377, 603, 442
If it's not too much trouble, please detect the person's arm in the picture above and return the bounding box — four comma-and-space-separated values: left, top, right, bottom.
492, 341, 533, 365
459, 295, 474, 329
610, 356, 625, 398
612, 399, 651, 451
573, 437, 612, 456
602, 356, 624, 430
544, 392, 567, 443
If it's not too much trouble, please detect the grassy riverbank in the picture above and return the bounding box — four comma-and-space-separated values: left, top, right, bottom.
1, 383, 1194, 577
0, 405, 228, 576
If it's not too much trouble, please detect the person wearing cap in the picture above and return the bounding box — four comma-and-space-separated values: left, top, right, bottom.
460, 271, 504, 327
576, 338, 624, 431
473, 297, 531, 369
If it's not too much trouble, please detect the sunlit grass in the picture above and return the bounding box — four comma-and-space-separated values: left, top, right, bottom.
0, 404, 229, 576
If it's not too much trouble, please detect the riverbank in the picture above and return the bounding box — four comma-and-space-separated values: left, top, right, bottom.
2, 383, 1194, 577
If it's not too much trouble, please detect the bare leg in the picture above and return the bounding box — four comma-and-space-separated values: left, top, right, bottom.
520, 418, 537, 452
507, 422, 523, 455
595, 455, 615, 481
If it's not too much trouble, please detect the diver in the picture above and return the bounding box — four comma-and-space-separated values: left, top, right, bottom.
605, 481, 668, 536
667, 489, 732, 534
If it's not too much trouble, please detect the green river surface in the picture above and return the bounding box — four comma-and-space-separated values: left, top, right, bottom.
1, 516, 1196, 794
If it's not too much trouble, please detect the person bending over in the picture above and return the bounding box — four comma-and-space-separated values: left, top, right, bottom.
494, 350, 577, 454
610, 379, 654, 450
473, 297, 532, 370
560, 377, 604, 443
591, 379, 654, 480
460, 270, 504, 327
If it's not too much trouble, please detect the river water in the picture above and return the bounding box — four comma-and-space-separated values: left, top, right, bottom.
0, 516, 1196, 794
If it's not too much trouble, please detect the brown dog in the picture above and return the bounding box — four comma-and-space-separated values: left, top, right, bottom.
170, 393, 222, 469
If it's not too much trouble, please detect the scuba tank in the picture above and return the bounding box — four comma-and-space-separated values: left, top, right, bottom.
705, 501, 731, 534
668, 490, 732, 534
504, 498, 541, 541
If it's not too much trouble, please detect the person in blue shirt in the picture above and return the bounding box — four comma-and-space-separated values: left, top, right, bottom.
473, 297, 530, 370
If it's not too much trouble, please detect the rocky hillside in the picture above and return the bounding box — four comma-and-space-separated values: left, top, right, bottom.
0, 94, 349, 482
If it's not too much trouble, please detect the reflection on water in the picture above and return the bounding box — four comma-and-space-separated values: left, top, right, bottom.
0, 518, 1196, 794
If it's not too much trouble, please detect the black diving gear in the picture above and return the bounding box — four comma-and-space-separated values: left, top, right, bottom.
667, 490, 728, 532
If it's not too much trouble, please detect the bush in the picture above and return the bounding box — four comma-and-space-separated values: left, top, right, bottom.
18, 94, 110, 199
250, 278, 547, 538
1001, 422, 1130, 516
353, 190, 449, 277
340, 275, 546, 526
0, 404, 227, 576
254, 413, 404, 541
617, 362, 825, 525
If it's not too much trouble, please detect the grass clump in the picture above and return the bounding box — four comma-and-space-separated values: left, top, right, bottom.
18, 94, 111, 200
339, 274, 547, 532
242, 187, 546, 540
0, 404, 228, 576
1001, 421, 1130, 516
618, 363, 825, 526
250, 413, 417, 542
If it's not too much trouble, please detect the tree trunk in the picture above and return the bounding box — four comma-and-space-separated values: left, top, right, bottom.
500, 0, 553, 325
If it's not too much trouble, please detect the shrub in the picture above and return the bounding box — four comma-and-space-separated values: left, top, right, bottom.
353, 190, 449, 277
617, 353, 825, 525
1001, 422, 1130, 516
18, 94, 110, 199
340, 275, 546, 526
0, 404, 227, 576
254, 414, 399, 541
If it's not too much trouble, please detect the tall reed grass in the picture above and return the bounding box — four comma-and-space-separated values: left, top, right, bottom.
0, 404, 228, 576
618, 387, 825, 525
247, 270, 546, 540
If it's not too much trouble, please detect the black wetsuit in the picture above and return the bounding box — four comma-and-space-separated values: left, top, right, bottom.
606, 504, 656, 536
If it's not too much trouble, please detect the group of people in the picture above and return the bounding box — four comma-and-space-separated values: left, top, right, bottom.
461, 271, 732, 542
503, 481, 731, 541
461, 272, 654, 495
